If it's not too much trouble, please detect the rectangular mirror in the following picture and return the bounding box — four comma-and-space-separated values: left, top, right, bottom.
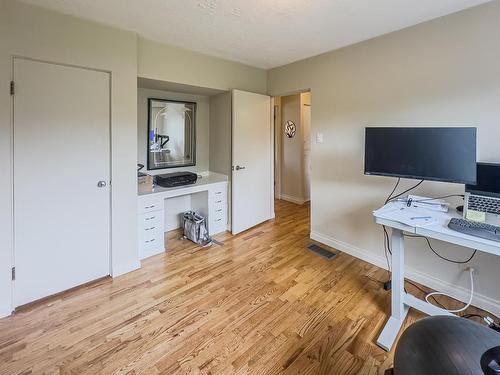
147, 98, 196, 170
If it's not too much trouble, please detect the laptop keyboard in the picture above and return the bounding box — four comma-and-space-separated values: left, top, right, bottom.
468, 195, 500, 214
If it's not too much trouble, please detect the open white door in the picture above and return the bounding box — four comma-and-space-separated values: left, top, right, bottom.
232, 90, 273, 234
13, 58, 111, 306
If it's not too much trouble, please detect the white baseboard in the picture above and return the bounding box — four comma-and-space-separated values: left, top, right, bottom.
112, 260, 141, 278
311, 230, 500, 317
280, 194, 307, 205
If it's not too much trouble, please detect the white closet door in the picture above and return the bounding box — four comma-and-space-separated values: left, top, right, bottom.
13, 58, 111, 306
231, 90, 272, 234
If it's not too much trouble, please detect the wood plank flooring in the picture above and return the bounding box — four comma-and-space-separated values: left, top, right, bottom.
0, 200, 495, 374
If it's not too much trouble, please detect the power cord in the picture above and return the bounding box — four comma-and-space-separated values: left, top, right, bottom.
386, 179, 424, 203
425, 267, 475, 313
403, 234, 477, 264
382, 178, 425, 288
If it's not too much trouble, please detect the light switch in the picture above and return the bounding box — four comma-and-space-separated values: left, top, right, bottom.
316, 132, 324, 144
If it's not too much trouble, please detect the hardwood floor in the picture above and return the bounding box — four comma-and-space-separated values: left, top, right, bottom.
0, 200, 495, 374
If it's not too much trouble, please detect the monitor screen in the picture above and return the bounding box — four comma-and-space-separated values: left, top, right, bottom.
364, 127, 477, 184
466, 163, 500, 198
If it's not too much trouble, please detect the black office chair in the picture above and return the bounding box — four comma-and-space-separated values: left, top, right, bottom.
385, 316, 500, 375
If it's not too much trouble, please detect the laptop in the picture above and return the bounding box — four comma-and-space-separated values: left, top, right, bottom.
464, 162, 500, 226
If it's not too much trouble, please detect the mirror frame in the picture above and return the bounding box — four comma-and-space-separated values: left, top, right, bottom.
147, 98, 197, 170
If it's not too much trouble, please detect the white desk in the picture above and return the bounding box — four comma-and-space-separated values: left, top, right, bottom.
374, 202, 500, 351
137, 172, 229, 259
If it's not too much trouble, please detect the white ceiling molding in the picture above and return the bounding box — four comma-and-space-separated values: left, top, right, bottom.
20, 0, 491, 69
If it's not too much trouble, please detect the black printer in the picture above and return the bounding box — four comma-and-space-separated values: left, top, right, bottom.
154, 172, 198, 188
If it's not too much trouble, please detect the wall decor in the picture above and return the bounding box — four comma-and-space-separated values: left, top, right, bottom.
284, 120, 296, 138
147, 98, 196, 170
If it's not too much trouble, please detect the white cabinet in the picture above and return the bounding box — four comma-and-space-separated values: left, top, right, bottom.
137, 173, 228, 260
209, 183, 228, 235
137, 195, 165, 260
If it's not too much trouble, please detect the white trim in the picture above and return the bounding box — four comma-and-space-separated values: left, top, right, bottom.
310, 230, 500, 317
270, 96, 275, 220
111, 260, 141, 278
281, 194, 307, 205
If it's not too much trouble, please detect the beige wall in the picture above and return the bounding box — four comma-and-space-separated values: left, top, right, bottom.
281, 94, 304, 203
268, 1, 500, 315
209, 92, 232, 176
279, 93, 311, 204
138, 88, 210, 174
0, 0, 139, 316
0, 0, 268, 317
138, 38, 267, 94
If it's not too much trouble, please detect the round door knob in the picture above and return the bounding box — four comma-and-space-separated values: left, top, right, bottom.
235, 165, 246, 170
97, 181, 107, 188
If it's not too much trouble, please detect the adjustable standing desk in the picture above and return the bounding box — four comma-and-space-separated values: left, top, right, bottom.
374, 202, 500, 351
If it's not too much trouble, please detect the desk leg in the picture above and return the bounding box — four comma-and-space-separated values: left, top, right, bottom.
377, 228, 409, 351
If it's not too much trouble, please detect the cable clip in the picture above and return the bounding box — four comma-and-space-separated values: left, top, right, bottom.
406, 197, 413, 207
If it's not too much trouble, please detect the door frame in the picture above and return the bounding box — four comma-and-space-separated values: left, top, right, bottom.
10, 56, 113, 311
273, 101, 282, 200
272, 89, 312, 207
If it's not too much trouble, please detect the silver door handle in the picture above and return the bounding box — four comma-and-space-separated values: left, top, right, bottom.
97, 180, 107, 188
235, 165, 246, 170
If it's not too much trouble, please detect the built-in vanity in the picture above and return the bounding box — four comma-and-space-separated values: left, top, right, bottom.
136, 78, 273, 260
137, 172, 228, 259
136, 77, 232, 260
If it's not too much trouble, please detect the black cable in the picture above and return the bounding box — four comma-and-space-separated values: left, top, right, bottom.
387, 179, 424, 203
404, 234, 477, 264
385, 178, 401, 204
381, 178, 424, 288
461, 313, 486, 321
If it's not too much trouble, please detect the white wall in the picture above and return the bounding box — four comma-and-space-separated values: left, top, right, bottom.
138, 88, 210, 174
268, 1, 500, 315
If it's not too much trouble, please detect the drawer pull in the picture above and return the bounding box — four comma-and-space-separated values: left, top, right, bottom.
145, 238, 156, 243
145, 216, 155, 221
145, 205, 155, 209
216, 209, 222, 213
215, 191, 222, 195
215, 218, 222, 222
145, 226, 156, 231
215, 200, 222, 204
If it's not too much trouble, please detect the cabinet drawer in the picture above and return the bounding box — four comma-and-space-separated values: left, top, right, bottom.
210, 187, 227, 203
138, 195, 163, 214
210, 216, 225, 227
138, 212, 162, 228
138, 225, 164, 259
211, 206, 226, 220
210, 217, 227, 235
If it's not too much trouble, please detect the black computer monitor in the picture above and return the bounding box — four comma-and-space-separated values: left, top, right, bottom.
466, 163, 500, 198
364, 127, 477, 184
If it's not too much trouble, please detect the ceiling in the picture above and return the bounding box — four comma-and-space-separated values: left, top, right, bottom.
21, 0, 491, 69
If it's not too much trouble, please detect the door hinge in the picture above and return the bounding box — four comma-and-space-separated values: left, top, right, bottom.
10, 81, 15, 96
11, 267, 15, 281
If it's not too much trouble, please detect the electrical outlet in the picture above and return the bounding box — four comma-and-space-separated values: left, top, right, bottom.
459, 264, 477, 274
